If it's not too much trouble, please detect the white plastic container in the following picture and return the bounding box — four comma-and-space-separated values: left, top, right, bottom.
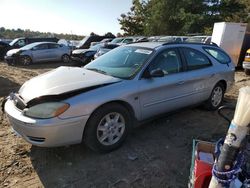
211, 22, 247, 66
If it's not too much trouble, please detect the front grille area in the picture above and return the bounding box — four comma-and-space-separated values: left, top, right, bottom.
11, 93, 26, 110
71, 53, 84, 59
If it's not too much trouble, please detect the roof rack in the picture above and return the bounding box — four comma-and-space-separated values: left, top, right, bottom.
162, 41, 218, 47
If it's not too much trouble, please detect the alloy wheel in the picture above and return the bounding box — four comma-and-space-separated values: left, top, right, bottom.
211, 86, 223, 107
96, 112, 125, 146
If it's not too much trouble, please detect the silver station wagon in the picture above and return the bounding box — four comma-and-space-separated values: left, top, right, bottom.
4, 42, 235, 152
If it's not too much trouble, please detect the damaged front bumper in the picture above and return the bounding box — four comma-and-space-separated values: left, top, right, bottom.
4, 98, 89, 147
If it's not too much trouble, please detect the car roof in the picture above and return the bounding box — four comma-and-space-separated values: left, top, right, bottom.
31, 42, 57, 45
127, 42, 164, 49
126, 41, 218, 49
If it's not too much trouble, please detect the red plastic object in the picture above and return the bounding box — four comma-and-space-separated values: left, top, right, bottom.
194, 159, 212, 188
194, 171, 212, 188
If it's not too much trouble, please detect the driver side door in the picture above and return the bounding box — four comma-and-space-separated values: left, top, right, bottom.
138, 47, 194, 119
31, 43, 50, 62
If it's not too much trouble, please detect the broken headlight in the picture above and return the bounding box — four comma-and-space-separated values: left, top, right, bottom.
23, 102, 70, 119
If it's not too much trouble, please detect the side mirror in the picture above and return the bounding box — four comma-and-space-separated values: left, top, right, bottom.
150, 69, 165, 77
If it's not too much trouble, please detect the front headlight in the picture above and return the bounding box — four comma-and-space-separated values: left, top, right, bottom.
23, 102, 70, 119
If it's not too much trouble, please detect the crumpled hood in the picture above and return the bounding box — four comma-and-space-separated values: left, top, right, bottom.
72, 49, 89, 54
6, 49, 21, 56
19, 66, 121, 102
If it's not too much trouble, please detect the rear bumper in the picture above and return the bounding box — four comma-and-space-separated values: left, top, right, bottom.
243, 61, 250, 69
4, 99, 89, 147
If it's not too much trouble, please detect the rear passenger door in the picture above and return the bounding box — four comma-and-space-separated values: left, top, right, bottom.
48, 43, 61, 61
180, 47, 215, 102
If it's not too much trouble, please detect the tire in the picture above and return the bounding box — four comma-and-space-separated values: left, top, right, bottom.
61, 54, 70, 63
20, 56, 32, 66
84, 103, 132, 152
245, 69, 250, 75
204, 82, 225, 111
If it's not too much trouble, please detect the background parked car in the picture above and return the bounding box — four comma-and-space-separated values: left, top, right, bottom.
5, 42, 70, 65
0, 39, 12, 44
0, 41, 10, 60
186, 36, 211, 44
90, 38, 114, 47
110, 37, 125, 44
71, 43, 104, 65
117, 37, 135, 45
157, 36, 188, 43
243, 48, 250, 75
76, 35, 114, 49
94, 43, 119, 59
0, 37, 59, 59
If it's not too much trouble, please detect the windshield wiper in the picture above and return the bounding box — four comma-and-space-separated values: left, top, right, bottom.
87, 68, 108, 75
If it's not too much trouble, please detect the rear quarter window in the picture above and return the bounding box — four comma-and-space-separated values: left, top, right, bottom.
203, 47, 231, 64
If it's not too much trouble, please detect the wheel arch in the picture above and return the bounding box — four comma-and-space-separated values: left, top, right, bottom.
82, 100, 136, 139
20, 54, 33, 64
216, 80, 227, 91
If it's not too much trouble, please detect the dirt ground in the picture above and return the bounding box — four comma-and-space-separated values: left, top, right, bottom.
0, 61, 249, 188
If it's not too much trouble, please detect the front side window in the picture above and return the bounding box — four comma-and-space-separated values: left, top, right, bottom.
183, 48, 211, 70
17, 39, 26, 47
48, 43, 59, 49
149, 48, 182, 75
204, 47, 231, 64
85, 46, 153, 79
33, 44, 48, 50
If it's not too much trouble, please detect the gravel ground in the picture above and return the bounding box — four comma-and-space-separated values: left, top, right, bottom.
0, 61, 249, 188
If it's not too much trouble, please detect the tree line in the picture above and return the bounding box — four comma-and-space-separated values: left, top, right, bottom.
0, 27, 85, 40
118, 0, 250, 36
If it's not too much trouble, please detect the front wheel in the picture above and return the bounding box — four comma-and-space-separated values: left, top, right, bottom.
245, 69, 250, 75
84, 103, 131, 152
20, 56, 32, 66
204, 82, 225, 110
61, 54, 70, 63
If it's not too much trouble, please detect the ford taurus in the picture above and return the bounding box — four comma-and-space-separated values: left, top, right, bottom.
3, 42, 235, 152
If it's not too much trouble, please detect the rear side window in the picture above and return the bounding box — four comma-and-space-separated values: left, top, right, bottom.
183, 48, 211, 70
48, 43, 59, 49
204, 47, 230, 64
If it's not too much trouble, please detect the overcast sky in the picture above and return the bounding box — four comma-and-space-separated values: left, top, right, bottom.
0, 0, 132, 35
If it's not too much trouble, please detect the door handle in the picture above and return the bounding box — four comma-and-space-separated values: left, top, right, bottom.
177, 81, 185, 85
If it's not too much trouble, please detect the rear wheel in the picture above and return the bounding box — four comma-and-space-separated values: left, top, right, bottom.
204, 82, 225, 110
245, 69, 250, 75
20, 56, 32, 66
84, 103, 131, 152
62, 54, 70, 63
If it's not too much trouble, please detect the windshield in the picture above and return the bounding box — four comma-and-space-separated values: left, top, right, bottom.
20, 43, 39, 50
85, 46, 153, 79
110, 38, 124, 44
9, 38, 19, 46
77, 36, 89, 47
